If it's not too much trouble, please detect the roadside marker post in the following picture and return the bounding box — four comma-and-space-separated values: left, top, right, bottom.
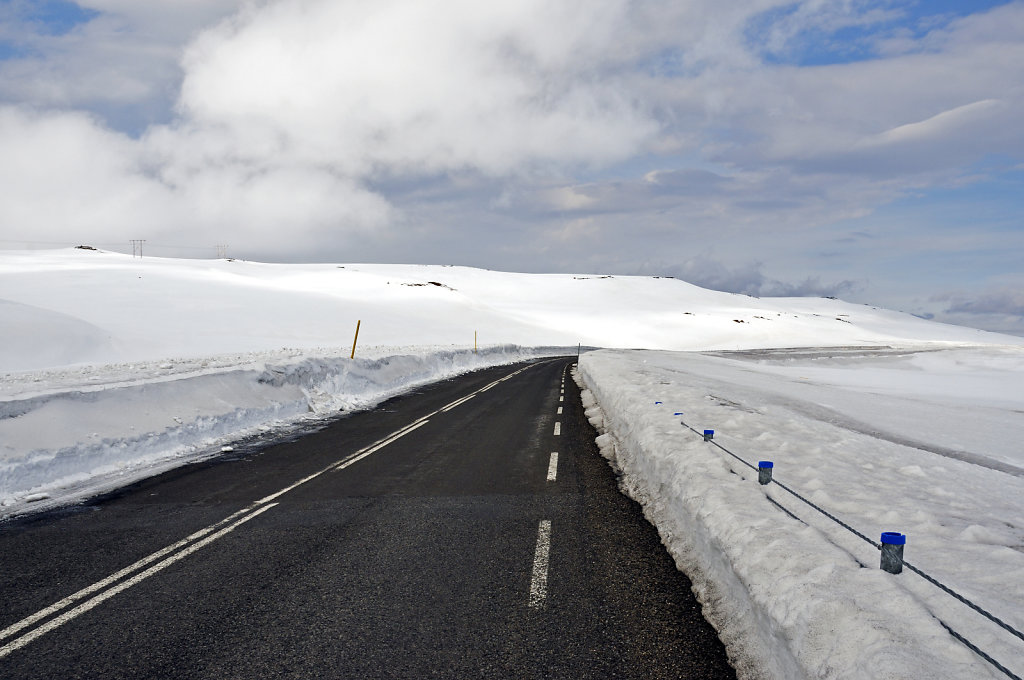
350, 319, 361, 359
880, 532, 906, 574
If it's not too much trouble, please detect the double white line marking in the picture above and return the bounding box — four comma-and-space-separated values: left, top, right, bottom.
440, 365, 530, 412
0, 503, 276, 659
1, 363, 536, 659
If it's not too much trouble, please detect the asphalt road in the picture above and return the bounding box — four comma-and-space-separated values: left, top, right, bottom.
0, 357, 736, 679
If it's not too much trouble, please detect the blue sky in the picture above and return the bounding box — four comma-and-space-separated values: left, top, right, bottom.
752, 0, 1016, 65
0, 0, 1022, 334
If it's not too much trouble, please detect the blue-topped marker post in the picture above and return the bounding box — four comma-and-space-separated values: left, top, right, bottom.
880, 532, 906, 574
703, 429, 714, 441
758, 461, 773, 485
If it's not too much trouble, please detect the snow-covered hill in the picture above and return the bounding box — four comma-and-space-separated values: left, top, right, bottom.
1, 248, 1013, 373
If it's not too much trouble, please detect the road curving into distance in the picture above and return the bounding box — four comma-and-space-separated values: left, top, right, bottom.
0, 357, 735, 679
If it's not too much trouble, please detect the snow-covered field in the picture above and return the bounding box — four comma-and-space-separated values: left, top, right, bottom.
3, 247, 1023, 678
577, 347, 1024, 679
0, 247, 1008, 374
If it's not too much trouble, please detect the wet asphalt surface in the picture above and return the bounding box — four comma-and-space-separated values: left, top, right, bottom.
0, 358, 735, 679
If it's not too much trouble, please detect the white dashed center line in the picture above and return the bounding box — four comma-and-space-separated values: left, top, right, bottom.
546, 452, 559, 482
528, 520, 552, 608
553, 422, 561, 436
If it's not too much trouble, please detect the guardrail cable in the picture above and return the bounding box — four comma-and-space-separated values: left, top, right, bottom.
679, 419, 1024, 679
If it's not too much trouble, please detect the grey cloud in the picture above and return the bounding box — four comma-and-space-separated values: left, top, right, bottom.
511, 164, 887, 241
661, 258, 860, 298
645, 169, 729, 192
523, 169, 733, 218
923, 285, 1024, 336
934, 289, 1024, 317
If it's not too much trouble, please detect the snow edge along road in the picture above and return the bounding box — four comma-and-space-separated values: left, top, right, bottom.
574, 351, 1006, 680
0, 346, 570, 519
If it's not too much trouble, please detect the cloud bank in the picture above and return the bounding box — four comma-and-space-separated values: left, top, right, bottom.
0, 0, 1022, 330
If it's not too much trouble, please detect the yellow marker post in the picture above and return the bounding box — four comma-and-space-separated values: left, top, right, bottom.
474, 331, 477, 354
351, 319, 361, 359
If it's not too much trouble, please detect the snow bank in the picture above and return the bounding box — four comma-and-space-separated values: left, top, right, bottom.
0, 345, 563, 518
577, 348, 1024, 680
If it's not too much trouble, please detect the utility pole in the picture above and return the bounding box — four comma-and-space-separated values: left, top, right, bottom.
130, 239, 145, 258
216, 244, 229, 259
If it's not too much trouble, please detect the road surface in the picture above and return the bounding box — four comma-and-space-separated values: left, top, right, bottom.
0, 358, 735, 678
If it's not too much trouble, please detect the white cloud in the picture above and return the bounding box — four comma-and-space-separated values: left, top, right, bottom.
0, 105, 392, 252
0, 0, 1021, 301
1, 0, 672, 255
176, 0, 659, 176
0, 107, 161, 235
869, 99, 1004, 146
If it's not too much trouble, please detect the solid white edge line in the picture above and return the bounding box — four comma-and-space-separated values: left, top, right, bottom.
528, 520, 552, 608
546, 453, 559, 482
0, 503, 277, 660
